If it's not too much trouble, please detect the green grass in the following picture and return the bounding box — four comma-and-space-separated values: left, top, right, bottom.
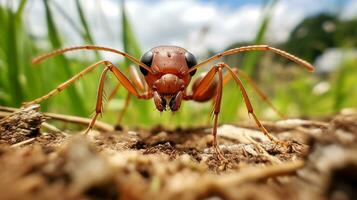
220, 0, 278, 123
0, 0, 356, 130
43, 0, 88, 116
333, 58, 357, 112
119, 0, 154, 124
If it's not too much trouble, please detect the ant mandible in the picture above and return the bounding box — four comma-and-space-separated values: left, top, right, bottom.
25, 45, 314, 160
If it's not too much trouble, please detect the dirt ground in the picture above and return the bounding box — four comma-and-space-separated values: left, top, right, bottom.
0, 105, 356, 200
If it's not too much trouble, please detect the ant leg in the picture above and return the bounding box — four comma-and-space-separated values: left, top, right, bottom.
116, 66, 148, 124
24, 60, 110, 106
116, 93, 131, 124
188, 62, 283, 147
32, 45, 152, 74
187, 72, 218, 102
25, 59, 151, 133
105, 82, 132, 124
212, 67, 226, 161
186, 65, 226, 161
128, 65, 148, 92
219, 63, 283, 145
189, 45, 314, 73
107, 83, 121, 101
188, 69, 284, 119
84, 61, 152, 134
105, 66, 148, 124
105, 82, 132, 125
103, 85, 132, 125
223, 68, 286, 119
84, 67, 110, 134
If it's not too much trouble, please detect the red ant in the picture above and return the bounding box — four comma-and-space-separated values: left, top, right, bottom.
25, 45, 314, 160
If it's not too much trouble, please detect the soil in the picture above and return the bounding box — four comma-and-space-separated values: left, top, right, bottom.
0, 105, 356, 200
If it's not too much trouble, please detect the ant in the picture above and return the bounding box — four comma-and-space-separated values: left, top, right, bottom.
25, 45, 314, 160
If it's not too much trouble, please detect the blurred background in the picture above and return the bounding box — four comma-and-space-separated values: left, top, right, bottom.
0, 0, 356, 128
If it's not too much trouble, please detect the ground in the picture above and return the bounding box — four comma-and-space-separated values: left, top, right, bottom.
0, 106, 356, 200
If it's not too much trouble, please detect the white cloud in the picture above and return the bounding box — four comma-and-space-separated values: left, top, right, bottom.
10, 0, 357, 60
126, 1, 263, 56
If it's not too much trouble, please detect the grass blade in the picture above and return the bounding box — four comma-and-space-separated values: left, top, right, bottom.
15, 0, 27, 19
221, 0, 278, 122
240, 0, 278, 76
121, 0, 141, 62
0, 7, 9, 105
51, 0, 84, 38
43, 0, 87, 116
334, 60, 352, 112
119, 0, 154, 125
5, 8, 23, 106
74, 0, 100, 59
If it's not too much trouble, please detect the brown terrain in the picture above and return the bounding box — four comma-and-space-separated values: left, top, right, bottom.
0, 105, 356, 200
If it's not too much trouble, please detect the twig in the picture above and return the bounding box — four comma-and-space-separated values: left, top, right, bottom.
42, 122, 69, 136
11, 138, 36, 147
43, 112, 114, 132
217, 125, 282, 164
180, 160, 303, 194
215, 160, 304, 186
165, 160, 305, 198
0, 106, 114, 132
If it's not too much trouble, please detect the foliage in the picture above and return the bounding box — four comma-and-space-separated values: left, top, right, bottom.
0, 0, 356, 130
285, 14, 357, 61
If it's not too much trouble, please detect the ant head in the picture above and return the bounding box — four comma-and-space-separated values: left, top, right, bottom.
139, 46, 197, 112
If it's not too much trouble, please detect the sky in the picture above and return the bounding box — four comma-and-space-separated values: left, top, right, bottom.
3, 0, 357, 58
201, 0, 350, 8
199, 0, 265, 7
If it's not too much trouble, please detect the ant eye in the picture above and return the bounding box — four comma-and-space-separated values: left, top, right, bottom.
140, 51, 153, 75
185, 52, 197, 76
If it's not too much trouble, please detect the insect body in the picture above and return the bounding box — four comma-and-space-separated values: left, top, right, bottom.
26, 44, 314, 160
